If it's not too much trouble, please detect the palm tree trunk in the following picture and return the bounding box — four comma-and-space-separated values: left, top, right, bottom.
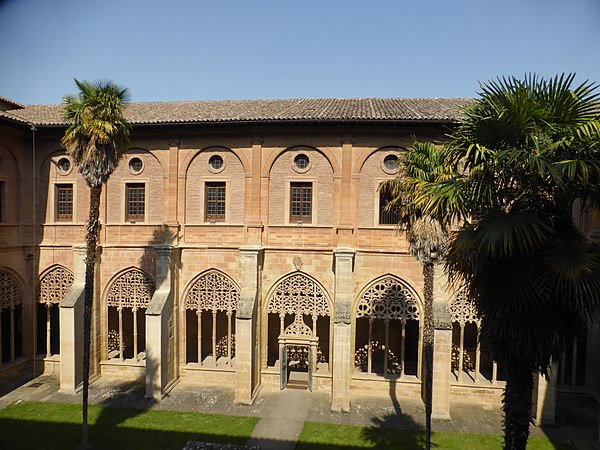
81, 186, 101, 449
423, 262, 434, 450
503, 363, 534, 450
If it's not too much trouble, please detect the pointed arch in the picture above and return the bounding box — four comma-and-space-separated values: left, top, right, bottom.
0, 268, 25, 364
182, 269, 240, 366
38, 265, 74, 306
105, 267, 155, 309
0, 268, 24, 310
353, 274, 422, 377
105, 267, 154, 361
354, 274, 422, 321
184, 269, 240, 314
266, 272, 332, 318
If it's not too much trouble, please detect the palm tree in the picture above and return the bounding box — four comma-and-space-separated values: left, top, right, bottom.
380, 142, 454, 450
61, 79, 131, 449
417, 74, 600, 450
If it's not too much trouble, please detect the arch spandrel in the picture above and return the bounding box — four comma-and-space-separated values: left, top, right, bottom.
184, 270, 240, 314
355, 275, 421, 323
267, 273, 332, 318
38, 265, 74, 305
106, 268, 155, 309
0, 270, 23, 309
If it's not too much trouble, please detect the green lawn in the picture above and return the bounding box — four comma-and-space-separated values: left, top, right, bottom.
0, 401, 258, 450
296, 422, 575, 450
0, 402, 577, 450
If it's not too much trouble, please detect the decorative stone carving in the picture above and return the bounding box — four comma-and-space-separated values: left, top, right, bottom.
449, 289, 480, 326
284, 314, 313, 337
334, 301, 351, 324
107, 269, 155, 309
293, 255, 303, 271
268, 273, 331, 318
0, 270, 23, 310
356, 276, 420, 322
38, 266, 74, 306
185, 270, 239, 314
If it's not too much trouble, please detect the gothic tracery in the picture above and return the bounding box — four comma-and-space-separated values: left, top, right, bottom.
0, 270, 23, 310
268, 273, 330, 318
356, 276, 420, 322
185, 270, 239, 314
38, 266, 74, 305
449, 288, 480, 326
107, 269, 155, 309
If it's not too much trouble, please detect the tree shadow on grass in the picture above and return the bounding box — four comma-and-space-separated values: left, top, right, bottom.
360, 378, 428, 449
0, 375, 257, 450
297, 378, 428, 450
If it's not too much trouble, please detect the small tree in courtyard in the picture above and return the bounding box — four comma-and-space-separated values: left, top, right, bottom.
61, 79, 131, 449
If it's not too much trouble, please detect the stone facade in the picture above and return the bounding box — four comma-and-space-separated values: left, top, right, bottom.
0, 98, 597, 423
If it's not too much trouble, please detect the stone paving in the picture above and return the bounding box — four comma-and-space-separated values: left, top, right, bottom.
0, 375, 598, 449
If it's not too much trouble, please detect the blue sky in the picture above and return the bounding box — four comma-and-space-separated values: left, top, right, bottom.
1, 0, 599, 104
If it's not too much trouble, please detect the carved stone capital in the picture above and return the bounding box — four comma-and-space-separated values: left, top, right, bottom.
334, 301, 351, 324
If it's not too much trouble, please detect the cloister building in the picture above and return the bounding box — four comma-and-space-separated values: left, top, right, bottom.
0, 96, 598, 422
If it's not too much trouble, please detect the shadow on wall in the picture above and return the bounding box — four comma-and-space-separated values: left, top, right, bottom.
139, 225, 179, 277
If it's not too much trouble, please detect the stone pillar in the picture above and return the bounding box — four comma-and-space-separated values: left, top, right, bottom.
431, 263, 452, 419
331, 247, 355, 412
532, 364, 557, 426
145, 245, 175, 400
235, 246, 263, 405
59, 245, 86, 393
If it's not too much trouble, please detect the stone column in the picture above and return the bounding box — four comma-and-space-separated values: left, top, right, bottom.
331, 247, 355, 412
145, 245, 175, 400
532, 364, 557, 426
235, 246, 263, 405
431, 263, 452, 419
59, 245, 86, 393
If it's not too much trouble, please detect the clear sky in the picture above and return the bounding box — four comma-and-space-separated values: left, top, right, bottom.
1, 0, 599, 104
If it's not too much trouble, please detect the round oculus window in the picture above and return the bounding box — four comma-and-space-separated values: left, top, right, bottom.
129, 157, 143, 173
209, 155, 224, 171
383, 155, 398, 171
294, 154, 310, 170
57, 157, 71, 173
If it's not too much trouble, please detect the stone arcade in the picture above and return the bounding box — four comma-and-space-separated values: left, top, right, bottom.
0, 96, 598, 424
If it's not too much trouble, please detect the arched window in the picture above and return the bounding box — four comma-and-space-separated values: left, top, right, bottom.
184, 271, 239, 367
37, 266, 73, 357
266, 274, 331, 372
450, 289, 503, 383
106, 269, 155, 362
0, 270, 23, 366
354, 276, 420, 377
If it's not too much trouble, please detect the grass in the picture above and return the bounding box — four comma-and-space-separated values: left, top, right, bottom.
0, 401, 577, 450
296, 422, 575, 450
0, 401, 258, 450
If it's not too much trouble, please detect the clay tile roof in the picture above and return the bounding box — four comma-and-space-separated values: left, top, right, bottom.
5, 97, 473, 127
0, 96, 24, 110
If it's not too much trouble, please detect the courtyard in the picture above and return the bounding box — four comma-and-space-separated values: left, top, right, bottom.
0, 374, 595, 449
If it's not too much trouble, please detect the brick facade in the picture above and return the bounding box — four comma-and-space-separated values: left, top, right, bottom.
0, 98, 595, 420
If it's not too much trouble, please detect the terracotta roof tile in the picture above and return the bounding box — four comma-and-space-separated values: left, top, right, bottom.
5, 97, 473, 127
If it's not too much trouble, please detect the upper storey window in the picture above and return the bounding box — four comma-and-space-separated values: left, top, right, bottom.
205, 182, 226, 222
57, 157, 71, 174
126, 183, 145, 222
55, 184, 73, 221
290, 182, 312, 224
129, 157, 143, 174
209, 155, 224, 172
379, 190, 400, 225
